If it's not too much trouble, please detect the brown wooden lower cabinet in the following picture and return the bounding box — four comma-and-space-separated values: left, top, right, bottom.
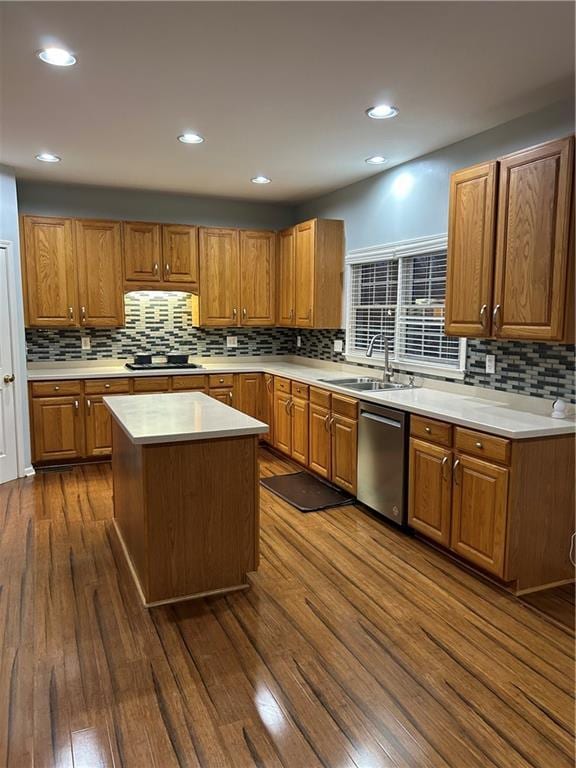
261, 374, 274, 443
31, 395, 84, 461
309, 402, 331, 478
291, 396, 309, 465
209, 386, 235, 406
331, 414, 357, 494
408, 439, 452, 546
237, 373, 262, 420
273, 388, 292, 455
450, 454, 509, 576
408, 416, 575, 592
85, 396, 114, 456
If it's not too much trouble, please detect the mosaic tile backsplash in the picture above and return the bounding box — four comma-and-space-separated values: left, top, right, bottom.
26, 293, 575, 402
294, 329, 576, 403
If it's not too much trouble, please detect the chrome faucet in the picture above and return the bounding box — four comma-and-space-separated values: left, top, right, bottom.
366, 332, 394, 382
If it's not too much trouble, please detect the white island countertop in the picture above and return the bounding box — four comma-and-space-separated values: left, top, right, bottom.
104, 391, 268, 444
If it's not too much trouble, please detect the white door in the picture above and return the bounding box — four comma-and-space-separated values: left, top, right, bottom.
0, 246, 18, 484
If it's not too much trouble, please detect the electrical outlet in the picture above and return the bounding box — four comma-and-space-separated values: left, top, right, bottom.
81, 336, 91, 351
226, 335, 238, 349
485, 354, 495, 374
333, 339, 344, 353
296, 336, 302, 348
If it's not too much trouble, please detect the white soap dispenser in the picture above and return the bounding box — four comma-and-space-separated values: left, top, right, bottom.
551, 399, 568, 419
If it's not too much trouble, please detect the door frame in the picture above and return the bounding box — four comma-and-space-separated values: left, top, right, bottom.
0, 240, 34, 478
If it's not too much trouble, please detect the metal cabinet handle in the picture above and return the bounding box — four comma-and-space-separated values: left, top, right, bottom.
219, 377, 224, 384
308, 308, 312, 320
441, 455, 450, 481
475, 441, 483, 449
329, 415, 335, 434
54, 385, 60, 391
164, 263, 170, 277
453, 458, 461, 484
323, 412, 331, 431
266, 376, 272, 392
74, 400, 79, 410
3, 374, 15, 384
290, 308, 294, 321
81, 306, 86, 324
425, 426, 431, 434
153, 263, 159, 276
232, 307, 237, 320
285, 398, 292, 414
492, 304, 502, 331
480, 303, 489, 329
242, 308, 247, 319
86, 399, 91, 412
228, 391, 233, 403
68, 307, 74, 321
105, 383, 111, 389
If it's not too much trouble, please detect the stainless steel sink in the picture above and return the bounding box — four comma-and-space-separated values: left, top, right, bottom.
317, 376, 412, 392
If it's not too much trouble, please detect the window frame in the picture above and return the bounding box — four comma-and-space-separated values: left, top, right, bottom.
344, 233, 466, 379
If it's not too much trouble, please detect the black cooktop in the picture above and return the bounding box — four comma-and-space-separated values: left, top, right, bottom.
125, 362, 204, 371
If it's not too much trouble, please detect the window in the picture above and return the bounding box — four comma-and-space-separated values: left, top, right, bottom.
345, 235, 465, 375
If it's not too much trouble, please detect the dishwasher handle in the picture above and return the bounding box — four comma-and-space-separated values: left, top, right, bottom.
360, 411, 402, 429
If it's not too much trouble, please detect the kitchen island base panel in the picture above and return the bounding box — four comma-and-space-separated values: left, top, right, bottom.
111, 421, 259, 605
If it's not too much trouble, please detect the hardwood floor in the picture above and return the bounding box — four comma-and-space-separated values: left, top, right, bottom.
0, 449, 574, 767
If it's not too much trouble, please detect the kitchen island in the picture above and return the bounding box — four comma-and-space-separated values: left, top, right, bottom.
104, 391, 267, 606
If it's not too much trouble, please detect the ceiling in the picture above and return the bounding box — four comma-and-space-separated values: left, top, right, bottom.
1, 1, 574, 203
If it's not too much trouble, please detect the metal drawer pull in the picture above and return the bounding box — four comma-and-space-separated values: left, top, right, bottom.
105, 383, 110, 389
425, 426, 431, 434
475, 441, 483, 449
453, 458, 460, 484
480, 303, 488, 328
441, 455, 450, 481
493, 304, 502, 331
54, 386, 60, 391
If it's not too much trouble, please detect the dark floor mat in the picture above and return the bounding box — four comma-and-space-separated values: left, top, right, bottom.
261, 471, 354, 512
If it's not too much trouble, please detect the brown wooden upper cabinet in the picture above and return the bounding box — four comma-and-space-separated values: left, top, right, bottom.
123, 222, 198, 290
277, 218, 344, 329
22, 216, 123, 328
445, 135, 574, 342
199, 227, 275, 326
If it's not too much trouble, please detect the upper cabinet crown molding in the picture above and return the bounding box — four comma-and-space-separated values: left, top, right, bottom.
445, 135, 574, 343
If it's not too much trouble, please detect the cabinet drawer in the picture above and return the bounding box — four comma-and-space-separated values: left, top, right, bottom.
133, 376, 171, 393
274, 377, 291, 393
310, 387, 331, 408
172, 375, 207, 390
84, 378, 131, 395
331, 394, 358, 420
31, 380, 81, 397
411, 416, 452, 447
291, 381, 309, 399
209, 374, 234, 388
455, 427, 511, 465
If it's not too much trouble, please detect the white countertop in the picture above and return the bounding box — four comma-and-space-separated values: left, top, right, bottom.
29, 358, 576, 440
104, 391, 268, 444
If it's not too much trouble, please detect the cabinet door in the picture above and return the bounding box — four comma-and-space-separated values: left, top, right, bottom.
122, 222, 162, 282
238, 373, 262, 420
445, 162, 497, 337
209, 387, 235, 407
240, 231, 275, 326
277, 228, 295, 326
450, 454, 509, 578
85, 397, 112, 456
75, 219, 123, 327
291, 396, 309, 465
294, 220, 315, 328
199, 228, 239, 326
408, 439, 452, 546
309, 403, 331, 479
32, 396, 83, 462
162, 225, 198, 285
273, 391, 292, 455
22, 216, 78, 327
331, 414, 357, 494
261, 374, 274, 443
493, 136, 574, 341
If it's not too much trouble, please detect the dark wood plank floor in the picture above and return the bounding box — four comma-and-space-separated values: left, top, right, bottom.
0, 449, 574, 768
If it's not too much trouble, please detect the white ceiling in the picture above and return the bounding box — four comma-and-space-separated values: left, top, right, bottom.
1, 1, 574, 203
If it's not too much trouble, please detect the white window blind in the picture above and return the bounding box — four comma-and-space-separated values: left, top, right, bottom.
346, 237, 464, 373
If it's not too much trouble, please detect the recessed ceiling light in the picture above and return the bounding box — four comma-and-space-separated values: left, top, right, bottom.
365, 155, 388, 165
35, 152, 61, 163
366, 104, 399, 119
37, 48, 76, 67
251, 176, 271, 184
177, 133, 204, 144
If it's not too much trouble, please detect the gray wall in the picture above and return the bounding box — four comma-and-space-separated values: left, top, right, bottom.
0, 164, 32, 469
17, 180, 295, 230
297, 99, 575, 250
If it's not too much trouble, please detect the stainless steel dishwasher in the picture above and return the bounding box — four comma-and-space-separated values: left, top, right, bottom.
357, 402, 408, 525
